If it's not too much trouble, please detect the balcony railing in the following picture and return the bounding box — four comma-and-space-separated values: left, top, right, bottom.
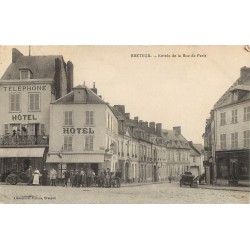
0, 135, 49, 146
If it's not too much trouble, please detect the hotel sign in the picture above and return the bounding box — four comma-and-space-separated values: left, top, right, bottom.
63, 127, 95, 134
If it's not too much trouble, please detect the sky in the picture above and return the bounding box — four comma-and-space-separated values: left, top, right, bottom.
0, 45, 249, 144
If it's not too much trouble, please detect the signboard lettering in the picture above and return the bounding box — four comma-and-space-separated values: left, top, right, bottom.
3, 85, 46, 92
12, 114, 37, 121
63, 127, 94, 134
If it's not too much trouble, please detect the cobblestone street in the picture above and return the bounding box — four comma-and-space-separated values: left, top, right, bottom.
0, 182, 249, 204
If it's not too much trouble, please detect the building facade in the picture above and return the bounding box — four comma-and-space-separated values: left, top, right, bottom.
0, 48, 73, 180
204, 66, 250, 185
46, 85, 118, 177
112, 105, 191, 183
188, 141, 204, 176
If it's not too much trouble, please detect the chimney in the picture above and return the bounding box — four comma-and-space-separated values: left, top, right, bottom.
12, 48, 23, 63
240, 66, 250, 81
139, 120, 143, 126
113, 105, 125, 114
125, 113, 130, 120
143, 121, 148, 127
149, 122, 155, 130
156, 123, 162, 135
134, 117, 139, 123
66, 61, 74, 93
91, 82, 98, 95
173, 126, 181, 136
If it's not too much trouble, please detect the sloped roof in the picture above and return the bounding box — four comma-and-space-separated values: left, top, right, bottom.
1, 55, 63, 80
214, 73, 250, 109
52, 85, 106, 105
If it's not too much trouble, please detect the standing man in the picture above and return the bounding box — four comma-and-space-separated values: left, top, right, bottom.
50, 168, 57, 186
41, 166, 48, 186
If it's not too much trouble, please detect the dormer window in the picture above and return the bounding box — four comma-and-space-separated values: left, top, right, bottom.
232, 90, 238, 102
20, 69, 31, 79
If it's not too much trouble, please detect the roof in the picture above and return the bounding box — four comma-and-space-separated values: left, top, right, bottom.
52, 85, 107, 105
189, 142, 204, 156
214, 72, 250, 109
1, 55, 64, 80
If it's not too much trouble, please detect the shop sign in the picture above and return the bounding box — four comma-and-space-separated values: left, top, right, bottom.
63, 127, 94, 134
2, 85, 46, 92
12, 114, 37, 121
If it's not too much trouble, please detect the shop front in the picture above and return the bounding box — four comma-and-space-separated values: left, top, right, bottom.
216, 149, 250, 186
0, 147, 46, 181
46, 153, 105, 180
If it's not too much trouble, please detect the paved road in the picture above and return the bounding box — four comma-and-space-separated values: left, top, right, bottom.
0, 182, 249, 204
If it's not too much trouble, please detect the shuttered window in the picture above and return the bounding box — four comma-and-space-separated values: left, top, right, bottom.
10, 93, 21, 112
64, 136, 73, 151
4, 124, 10, 135
85, 111, 94, 126
29, 93, 40, 111
64, 111, 73, 126
85, 136, 94, 150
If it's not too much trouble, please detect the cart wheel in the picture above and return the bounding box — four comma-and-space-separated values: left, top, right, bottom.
13, 176, 18, 185
6, 176, 15, 185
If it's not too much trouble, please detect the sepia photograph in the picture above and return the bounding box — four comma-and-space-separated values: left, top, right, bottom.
0, 45, 249, 204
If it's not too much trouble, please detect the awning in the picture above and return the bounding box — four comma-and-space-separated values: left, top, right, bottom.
46, 153, 104, 163
0, 148, 45, 158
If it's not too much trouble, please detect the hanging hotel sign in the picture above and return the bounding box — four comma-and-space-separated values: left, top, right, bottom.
63, 127, 95, 134
12, 114, 37, 121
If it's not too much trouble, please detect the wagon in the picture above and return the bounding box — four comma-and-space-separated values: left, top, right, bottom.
180, 171, 199, 188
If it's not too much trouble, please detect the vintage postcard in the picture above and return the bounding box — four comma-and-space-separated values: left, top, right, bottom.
0, 45, 249, 204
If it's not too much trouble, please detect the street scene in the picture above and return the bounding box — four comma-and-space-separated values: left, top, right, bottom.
0, 45, 249, 204
0, 181, 249, 204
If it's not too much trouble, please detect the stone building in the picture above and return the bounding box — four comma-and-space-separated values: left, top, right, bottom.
203, 66, 250, 185
46, 84, 118, 178
188, 141, 204, 176
0, 48, 73, 180
112, 105, 190, 183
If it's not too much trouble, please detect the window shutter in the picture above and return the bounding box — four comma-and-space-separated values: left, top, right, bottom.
86, 111, 90, 125
85, 136, 89, 150
16, 94, 20, 111
90, 136, 94, 150
90, 111, 94, 125
4, 124, 9, 134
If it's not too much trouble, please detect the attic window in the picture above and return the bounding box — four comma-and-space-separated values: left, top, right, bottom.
20, 70, 31, 80
232, 91, 238, 102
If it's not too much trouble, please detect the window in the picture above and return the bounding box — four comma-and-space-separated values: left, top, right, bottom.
244, 106, 250, 121
10, 93, 21, 112
220, 134, 226, 149
231, 132, 238, 148
85, 111, 94, 126
64, 136, 73, 151
85, 136, 94, 150
20, 70, 30, 79
29, 93, 40, 111
40, 124, 46, 135
231, 109, 238, 123
220, 112, 226, 126
4, 124, 9, 135
64, 111, 73, 126
244, 130, 250, 148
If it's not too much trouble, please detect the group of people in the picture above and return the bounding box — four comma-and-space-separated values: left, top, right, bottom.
63, 168, 121, 188
26, 166, 57, 186
25, 166, 121, 188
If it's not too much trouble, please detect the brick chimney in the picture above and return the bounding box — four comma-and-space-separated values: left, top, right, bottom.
173, 126, 181, 135
12, 48, 23, 63
134, 117, 139, 123
91, 82, 97, 95
139, 120, 143, 126
66, 61, 74, 93
240, 66, 250, 81
149, 122, 155, 130
113, 105, 125, 114
156, 123, 162, 135
125, 113, 130, 120
143, 122, 148, 127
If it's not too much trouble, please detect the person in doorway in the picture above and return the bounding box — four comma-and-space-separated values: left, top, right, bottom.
33, 167, 40, 185
50, 168, 57, 186
41, 166, 48, 186
26, 166, 33, 185
64, 170, 70, 187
